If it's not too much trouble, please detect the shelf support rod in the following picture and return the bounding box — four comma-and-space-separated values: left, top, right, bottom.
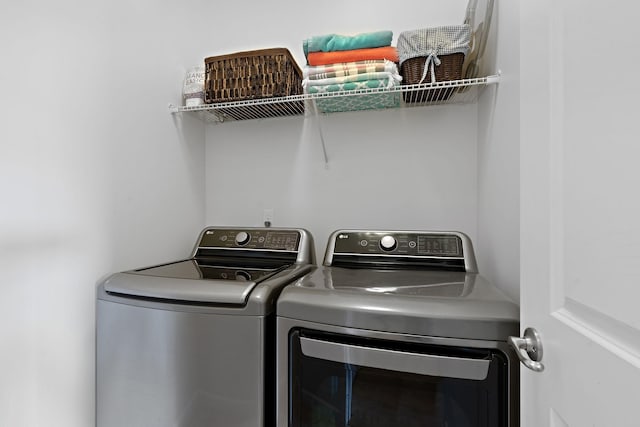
308, 99, 330, 168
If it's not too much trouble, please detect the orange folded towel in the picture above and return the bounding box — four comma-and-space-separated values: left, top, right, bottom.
307, 46, 399, 66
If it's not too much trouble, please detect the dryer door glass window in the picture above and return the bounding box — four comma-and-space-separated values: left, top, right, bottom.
288, 330, 509, 427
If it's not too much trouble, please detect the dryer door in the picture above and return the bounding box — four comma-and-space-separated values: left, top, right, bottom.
288, 329, 510, 427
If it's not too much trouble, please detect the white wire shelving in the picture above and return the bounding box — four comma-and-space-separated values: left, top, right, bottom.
168, 75, 499, 123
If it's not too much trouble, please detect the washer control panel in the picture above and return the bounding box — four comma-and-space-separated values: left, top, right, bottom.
199, 228, 301, 251
332, 231, 464, 258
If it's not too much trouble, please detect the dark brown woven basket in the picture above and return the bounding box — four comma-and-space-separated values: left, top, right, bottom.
400, 52, 464, 102
204, 48, 303, 105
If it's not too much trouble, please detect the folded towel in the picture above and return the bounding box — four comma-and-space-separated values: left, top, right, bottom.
304, 59, 397, 79
307, 47, 399, 66
303, 30, 393, 56
306, 77, 400, 94
303, 71, 401, 88
311, 79, 401, 113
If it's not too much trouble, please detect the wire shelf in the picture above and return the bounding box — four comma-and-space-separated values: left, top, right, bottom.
169, 75, 499, 123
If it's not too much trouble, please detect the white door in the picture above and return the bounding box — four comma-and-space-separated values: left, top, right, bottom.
519, 0, 640, 425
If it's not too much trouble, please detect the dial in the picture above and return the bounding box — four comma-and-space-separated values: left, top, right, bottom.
379, 235, 397, 251
235, 231, 251, 246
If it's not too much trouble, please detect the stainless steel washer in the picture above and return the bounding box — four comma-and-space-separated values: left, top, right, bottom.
97, 226, 315, 427
276, 229, 519, 427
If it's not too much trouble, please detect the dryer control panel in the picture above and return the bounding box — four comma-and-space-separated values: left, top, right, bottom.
333, 231, 463, 257
325, 230, 477, 273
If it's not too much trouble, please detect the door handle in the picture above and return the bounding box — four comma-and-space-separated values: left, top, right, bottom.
299, 336, 490, 380
508, 327, 545, 372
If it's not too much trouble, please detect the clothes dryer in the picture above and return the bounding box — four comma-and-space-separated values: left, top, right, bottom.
276, 229, 519, 427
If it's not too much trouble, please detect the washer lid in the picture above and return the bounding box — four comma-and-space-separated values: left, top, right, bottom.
103, 259, 287, 304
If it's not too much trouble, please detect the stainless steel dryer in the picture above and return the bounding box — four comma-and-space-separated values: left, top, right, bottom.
276, 229, 519, 427
97, 226, 315, 427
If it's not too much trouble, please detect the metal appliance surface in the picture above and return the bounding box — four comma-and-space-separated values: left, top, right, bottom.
276, 229, 519, 427
97, 226, 315, 427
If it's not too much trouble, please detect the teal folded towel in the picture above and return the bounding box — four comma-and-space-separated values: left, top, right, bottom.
303, 30, 393, 57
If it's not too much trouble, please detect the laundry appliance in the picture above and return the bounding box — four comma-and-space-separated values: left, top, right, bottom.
97, 226, 315, 427
276, 229, 519, 427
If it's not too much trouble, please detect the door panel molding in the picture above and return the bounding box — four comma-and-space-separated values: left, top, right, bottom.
548, 0, 640, 333
552, 298, 640, 368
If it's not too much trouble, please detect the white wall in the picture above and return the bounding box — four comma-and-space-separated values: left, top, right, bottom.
476, 0, 521, 303
206, 106, 479, 259
0, 2, 205, 426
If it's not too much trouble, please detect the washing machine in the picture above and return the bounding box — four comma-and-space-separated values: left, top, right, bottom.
96, 226, 315, 427
276, 229, 519, 427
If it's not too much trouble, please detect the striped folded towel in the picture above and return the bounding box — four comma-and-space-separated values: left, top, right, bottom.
303, 71, 402, 88
304, 59, 397, 79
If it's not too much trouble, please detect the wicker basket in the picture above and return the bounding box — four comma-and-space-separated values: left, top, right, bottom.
400, 53, 465, 102
397, 26, 470, 103
204, 48, 303, 105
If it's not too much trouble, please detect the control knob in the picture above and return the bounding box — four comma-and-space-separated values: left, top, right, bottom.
380, 235, 397, 251
235, 231, 251, 246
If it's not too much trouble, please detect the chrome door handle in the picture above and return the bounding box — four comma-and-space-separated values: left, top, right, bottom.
508, 327, 545, 372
